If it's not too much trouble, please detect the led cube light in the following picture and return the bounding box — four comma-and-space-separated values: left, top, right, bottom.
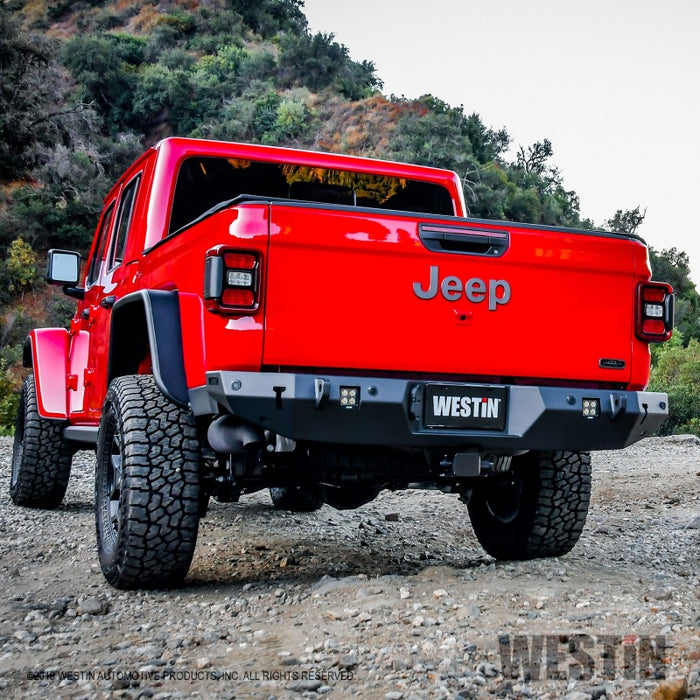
339, 386, 360, 408
582, 398, 600, 419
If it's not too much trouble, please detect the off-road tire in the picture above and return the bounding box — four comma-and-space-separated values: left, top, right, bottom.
10, 375, 73, 508
269, 486, 324, 512
95, 375, 201, 589
467, 450, 591, 560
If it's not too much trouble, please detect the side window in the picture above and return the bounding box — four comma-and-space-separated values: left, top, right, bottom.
86, 202, 116, 287
109, 174, 141, 270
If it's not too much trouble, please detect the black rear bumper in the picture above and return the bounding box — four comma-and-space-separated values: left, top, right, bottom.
199, 371, 668, 452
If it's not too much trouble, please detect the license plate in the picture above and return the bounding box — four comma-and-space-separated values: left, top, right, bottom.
424, 384, 507, 430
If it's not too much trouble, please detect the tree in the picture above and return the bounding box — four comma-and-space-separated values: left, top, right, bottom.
503, 139, 583, 227
131, 64, 196, 134
278, 31, 379, 98
464, 113, 509, 164
0, 7, 50, 179
228, 0, 306, 37
516, 139, 554, 176
649, 248, 700, 343
649, 247, 696, 296
0, 6, 95, 181
60, 34, 146, 134
388, 96, 477, 176
0, 137, 141, 253
605, 205, 646, 234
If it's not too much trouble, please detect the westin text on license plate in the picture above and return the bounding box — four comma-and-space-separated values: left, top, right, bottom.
424, 384, 507, 430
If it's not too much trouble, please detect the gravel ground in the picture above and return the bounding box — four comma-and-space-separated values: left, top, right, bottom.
0, 435, 698, 699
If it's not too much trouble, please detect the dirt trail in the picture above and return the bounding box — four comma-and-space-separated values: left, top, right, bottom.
0, 436, 698, 699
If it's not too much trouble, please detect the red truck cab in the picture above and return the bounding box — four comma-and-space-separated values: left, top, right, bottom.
11, 138, 673, 588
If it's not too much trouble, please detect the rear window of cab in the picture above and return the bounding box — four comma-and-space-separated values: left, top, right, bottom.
168, 156, 455, 235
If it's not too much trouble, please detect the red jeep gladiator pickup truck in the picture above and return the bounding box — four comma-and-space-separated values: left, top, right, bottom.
10, 137, 673, 588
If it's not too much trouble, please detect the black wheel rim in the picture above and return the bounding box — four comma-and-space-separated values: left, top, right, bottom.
484, 473, 524, 524
10, 391, 25, 489
106, 422, 123, 537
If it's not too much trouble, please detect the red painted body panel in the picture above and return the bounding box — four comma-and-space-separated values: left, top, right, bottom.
263, 206, 653, 387
138, 205, 270, 377
178, 293, 207, 389
29, 329, 69, 419
67, 330, 89, 416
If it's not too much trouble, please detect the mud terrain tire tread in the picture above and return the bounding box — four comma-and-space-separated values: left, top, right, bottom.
95, 375, 200, 589
10, 375, 72, 508
467, 450, 591, 560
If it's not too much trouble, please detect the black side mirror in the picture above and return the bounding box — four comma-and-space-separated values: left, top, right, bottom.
47, 249, 84, 299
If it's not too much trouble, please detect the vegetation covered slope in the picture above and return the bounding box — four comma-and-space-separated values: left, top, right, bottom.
0, 0, 697, 433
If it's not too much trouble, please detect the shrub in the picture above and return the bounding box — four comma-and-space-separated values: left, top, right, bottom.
6, 238, 38, 294
649, 339, 700, 436
0, 360, 19, 436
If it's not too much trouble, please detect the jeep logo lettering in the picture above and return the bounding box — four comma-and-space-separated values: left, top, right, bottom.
413, 265, 511, 311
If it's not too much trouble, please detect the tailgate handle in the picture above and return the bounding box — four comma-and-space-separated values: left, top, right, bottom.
419, 224, 509, 257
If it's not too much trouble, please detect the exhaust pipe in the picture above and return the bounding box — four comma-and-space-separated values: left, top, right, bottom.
207, 415, 263, 455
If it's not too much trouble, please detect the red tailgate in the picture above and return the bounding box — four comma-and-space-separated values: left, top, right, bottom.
263, 205, 647, 384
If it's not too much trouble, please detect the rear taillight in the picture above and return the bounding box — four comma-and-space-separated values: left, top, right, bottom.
636, 282, 674, 342
204, 249, 260, 313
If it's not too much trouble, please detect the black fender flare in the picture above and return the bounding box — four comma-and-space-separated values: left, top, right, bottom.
108, 290, 189, 406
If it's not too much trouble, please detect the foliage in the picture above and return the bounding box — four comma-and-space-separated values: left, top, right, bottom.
650, 326, 683, 366
0, 309, 34, 354
0, 307, 34, 435
263, 95, 313, 144
6, 238, 38, 294
0, 5, 100, 182
0, 360, 19, 436
0, 7, 50, 179
605, 214, 700, 346
649, 248, 700, 344
605, 205, 646, 234
2, 0, 695, 279
506, 139, 583, 226
131, 63, 196, 134
388, 96, 478, 175
387, 97, 584, 226
0, 139, 141, 254
0, 286, 77, 434
650, 247, 698, 298
277, 31, 380, 99
649, 338, 700, 436
60, 33, 146, 134
464, 113, 510, 164
227, 0, 306, 38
